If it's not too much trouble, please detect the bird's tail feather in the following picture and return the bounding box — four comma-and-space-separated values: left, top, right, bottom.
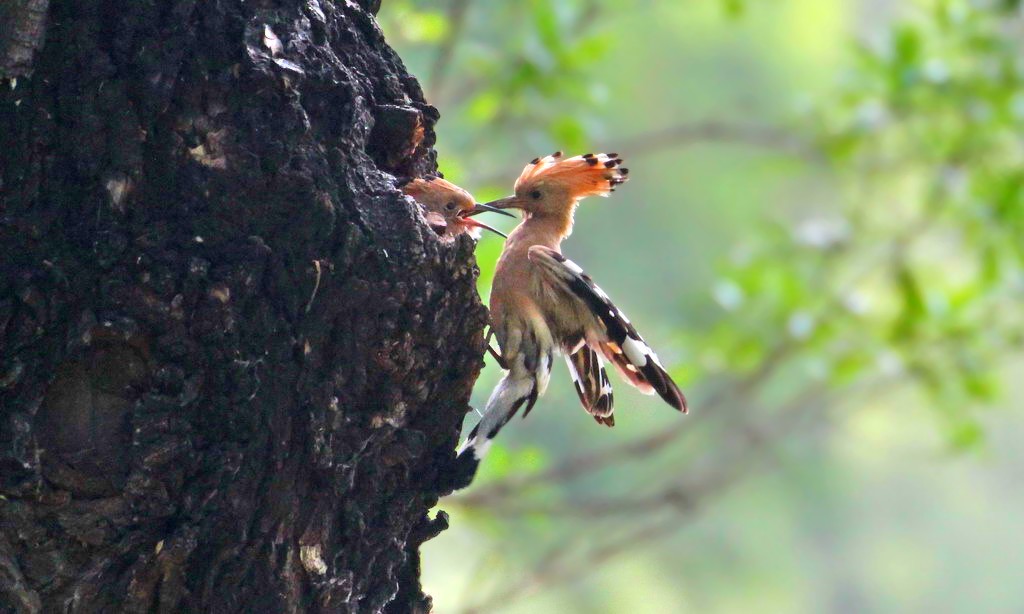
601, 339, 688, 412
566, 346, 615, 426
456, 372, 537, 461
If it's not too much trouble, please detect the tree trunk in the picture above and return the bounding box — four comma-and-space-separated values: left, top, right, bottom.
0, 1, 485, 611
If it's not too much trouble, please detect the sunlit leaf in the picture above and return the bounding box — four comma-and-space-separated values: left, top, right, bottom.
547, 115, 587, 151
946, 417, 985, 452
401, 10, 450, 44
721, 0, 746, 18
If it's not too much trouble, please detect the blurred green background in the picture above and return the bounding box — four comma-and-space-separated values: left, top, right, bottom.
380, 1, 1024, 612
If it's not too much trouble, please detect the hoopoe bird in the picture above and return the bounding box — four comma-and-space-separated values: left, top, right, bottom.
454, 152, 688, 478
401, 176, 512, 240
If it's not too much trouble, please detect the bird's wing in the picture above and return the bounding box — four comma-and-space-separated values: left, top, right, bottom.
565, 345, 615, 426
528, 245, 688, 413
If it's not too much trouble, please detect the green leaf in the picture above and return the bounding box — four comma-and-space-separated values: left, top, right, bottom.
530, 0, 564, 55
946, 418, 985, 452
402, 10, 450, 44
547, 115, 587, 151
466, 90, 501, 124
721, 0, 746, 18
891, 265, 927, 340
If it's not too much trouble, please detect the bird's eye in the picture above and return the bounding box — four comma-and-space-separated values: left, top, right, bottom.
530, 190, 542, 200
445, 201, 457, 211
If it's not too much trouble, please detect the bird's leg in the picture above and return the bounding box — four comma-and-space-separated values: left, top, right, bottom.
486, 345, 507, 370
485, 327, 508, 370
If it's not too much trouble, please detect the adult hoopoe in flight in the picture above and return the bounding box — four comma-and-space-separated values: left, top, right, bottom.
401, 176, 512, 240
455, 152, 688, 478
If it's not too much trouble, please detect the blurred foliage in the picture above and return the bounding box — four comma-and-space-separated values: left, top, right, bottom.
708, 0, 1024, 447
382, 0, 615, 180
380, 0, 1023, 612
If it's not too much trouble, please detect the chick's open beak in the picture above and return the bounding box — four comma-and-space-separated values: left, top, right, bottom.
460, 201, 514, 239
459, 215, 507, 238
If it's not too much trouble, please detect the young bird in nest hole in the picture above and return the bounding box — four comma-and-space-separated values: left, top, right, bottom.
452, 152, 688, 485
401, 176, 512, 240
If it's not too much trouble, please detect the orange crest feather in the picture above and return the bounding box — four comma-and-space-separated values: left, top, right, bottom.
514, 152, 628, 199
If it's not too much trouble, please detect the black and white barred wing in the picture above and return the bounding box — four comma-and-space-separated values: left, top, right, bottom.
529, 245, 688, 413
566, 345, 615, 426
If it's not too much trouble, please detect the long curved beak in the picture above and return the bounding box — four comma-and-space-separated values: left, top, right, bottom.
478, 196, 520, 212
459, 199, 516, 239
465, 201, 517, 217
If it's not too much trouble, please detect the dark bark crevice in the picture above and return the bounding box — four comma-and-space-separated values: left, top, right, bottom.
0, 1, 482, 612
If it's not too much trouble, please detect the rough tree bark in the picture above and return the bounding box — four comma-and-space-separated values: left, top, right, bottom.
0, 0, 486, 611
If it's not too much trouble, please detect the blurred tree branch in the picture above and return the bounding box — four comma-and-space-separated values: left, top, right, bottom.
460, 516, 683, 614
458, 381, 824, 519
470, 120, 820, 187
615, 119, 823, 162
457, 382, 838, 613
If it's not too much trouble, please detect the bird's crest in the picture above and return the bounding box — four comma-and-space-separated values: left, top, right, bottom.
514, 151, 628, 199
